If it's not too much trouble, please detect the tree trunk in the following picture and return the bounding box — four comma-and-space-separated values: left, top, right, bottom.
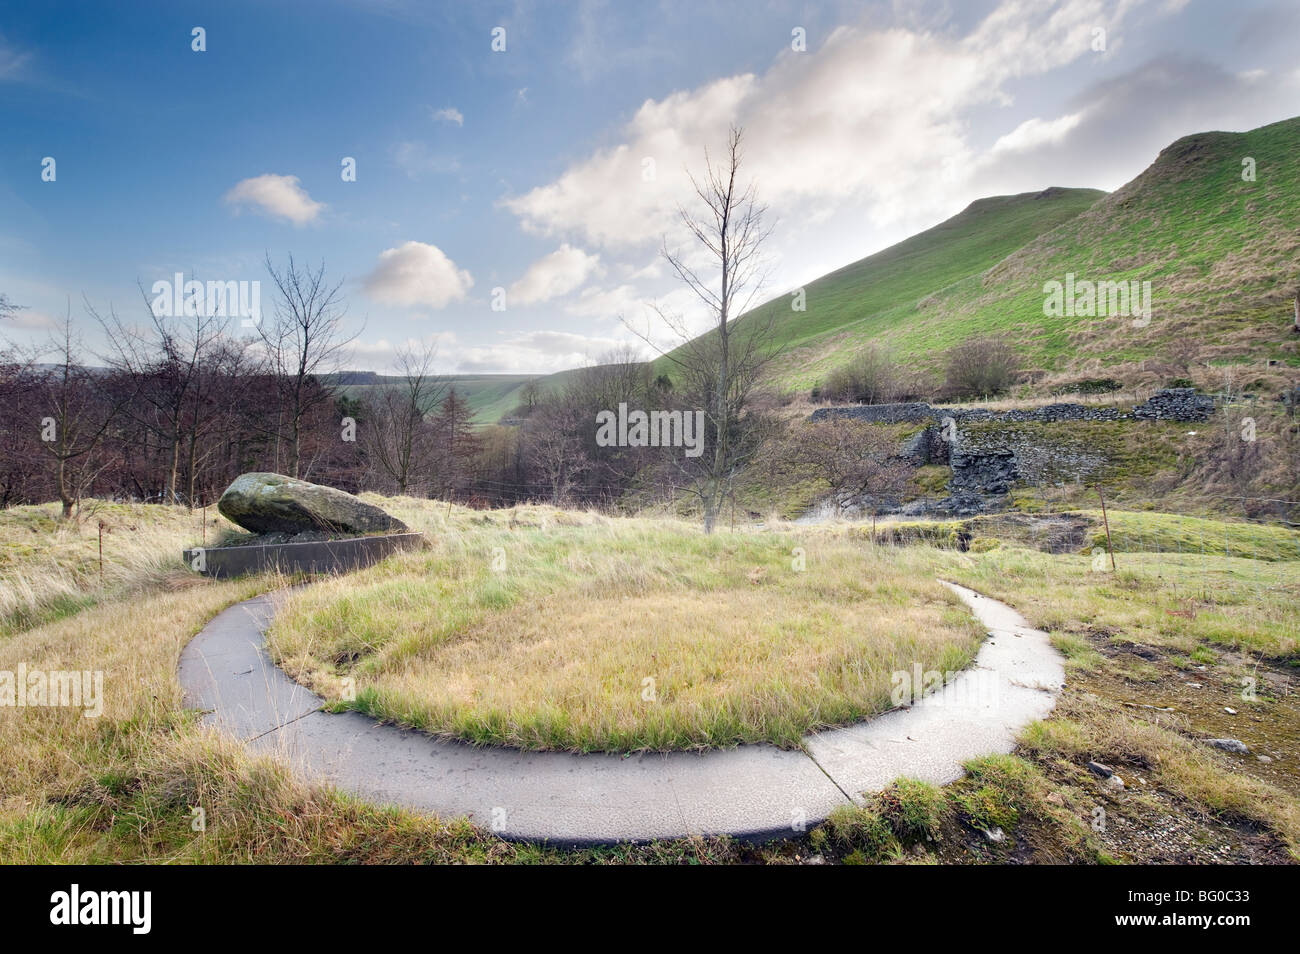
168, 438, 181, 504
57, 457, 73, 519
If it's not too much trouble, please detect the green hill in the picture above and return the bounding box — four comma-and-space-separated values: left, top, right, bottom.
657, 186, 1105, 389
415, 115, 1300, 422
663, 114, 1300, 397
876, 114, 1300, 391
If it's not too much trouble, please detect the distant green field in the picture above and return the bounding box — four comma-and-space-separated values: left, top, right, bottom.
334, 373, 536, 424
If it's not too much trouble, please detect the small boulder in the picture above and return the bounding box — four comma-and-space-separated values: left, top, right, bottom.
217, 472, 408, 536
1086, 760, 1114, 778
1203, 738, 1249, 754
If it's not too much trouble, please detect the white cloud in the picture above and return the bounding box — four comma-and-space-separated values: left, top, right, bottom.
564, 283, 644, 318
509, 244, 602, 305
223, 174, 325, 225
431, 106, 464, 126
347, 329, 624, 374
345, 331, 459, 370
4, 307, 58, 330
363, 241, 473, 309
501, 0, 1147, 254
969, 54, 1300, 196
451, 330, 641, 374
991, 112, 1086, 154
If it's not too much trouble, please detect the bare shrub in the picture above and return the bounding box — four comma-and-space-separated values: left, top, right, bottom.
943, 336, 1019, 400
822, 346, 903, 404
784, 419, 911, 514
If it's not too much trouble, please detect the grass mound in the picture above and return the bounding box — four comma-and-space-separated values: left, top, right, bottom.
268, 505, 983, 752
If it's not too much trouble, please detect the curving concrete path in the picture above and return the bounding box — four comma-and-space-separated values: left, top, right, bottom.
178, 581, 1064, 845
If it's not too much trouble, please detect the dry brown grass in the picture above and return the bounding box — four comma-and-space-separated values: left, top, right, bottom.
270, 508, 984, 751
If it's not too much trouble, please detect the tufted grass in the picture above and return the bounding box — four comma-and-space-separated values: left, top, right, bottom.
268, 502, 984, 752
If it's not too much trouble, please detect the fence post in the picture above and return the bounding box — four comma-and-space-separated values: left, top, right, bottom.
1096, 485, 1117, 572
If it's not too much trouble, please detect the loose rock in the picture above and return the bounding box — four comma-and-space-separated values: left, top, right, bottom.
1203, 738, 1249, 754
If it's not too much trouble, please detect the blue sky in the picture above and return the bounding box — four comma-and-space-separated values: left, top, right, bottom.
2, 0, 1298, 373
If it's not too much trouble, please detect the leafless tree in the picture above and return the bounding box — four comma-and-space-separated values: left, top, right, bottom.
94, 284, 230, 505
20, 313, 134, 518
629, 125, 778, 532
822, 345, 904, 404
523, 400, 590, 506
0, 294, 22, 321
433, 387, 480, 498
362, 341, 447, 495
514, 378, 543, 417
260, 255, 359, 477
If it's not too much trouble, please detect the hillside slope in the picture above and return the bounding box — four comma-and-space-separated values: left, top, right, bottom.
766, 115, 1300, 394
657, 186, 1104, 389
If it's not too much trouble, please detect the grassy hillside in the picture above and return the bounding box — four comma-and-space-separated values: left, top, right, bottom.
649, 115, 1300, 398
891, 116, 1300, 386
769, 116, 1300, 394
657, 186, 1105, 388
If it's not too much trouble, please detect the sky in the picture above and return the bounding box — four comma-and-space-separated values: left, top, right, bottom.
1, 0, 1298, 374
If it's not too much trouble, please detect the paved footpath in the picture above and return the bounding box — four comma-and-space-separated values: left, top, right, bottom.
178, 582, 1063, 844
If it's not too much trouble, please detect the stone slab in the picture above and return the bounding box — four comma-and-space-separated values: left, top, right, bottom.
181, 532, 424, 579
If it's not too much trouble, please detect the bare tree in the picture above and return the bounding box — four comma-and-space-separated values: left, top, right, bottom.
514, 378, 543, 417
260, 255, 359, 477
362, 341, 447, 495
631, 125, 778, 532
823, 345, 903, 404
524, 400, 590, 506
433, 387, 480, 498
20, 313, 134, 518
94, 284, 230, 505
